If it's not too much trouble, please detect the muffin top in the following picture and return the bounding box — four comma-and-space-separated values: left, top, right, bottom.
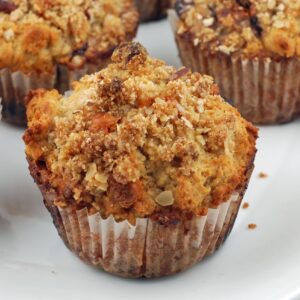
0, 0, 138, 74
24, 42, 257, 224
175, 0, 300, 59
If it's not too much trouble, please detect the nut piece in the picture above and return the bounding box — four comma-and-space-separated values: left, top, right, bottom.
218, 45, 232, 55
155, 190, 174, 206
0, 0, 18, 14
3, 28, 14, 41
71, 55, 85, 68
170, 67, 190, 81
85, 163, 97, 181
95, 173, 108, 191
277, 3, 285, 11
202, 17, 215, 27
267, 0, 276, 10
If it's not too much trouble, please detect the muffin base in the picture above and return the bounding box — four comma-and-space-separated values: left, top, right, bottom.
30, 159, 253, 278
170, 11, 300, 124
135, 0, 173, 22
0, 62, 108, 126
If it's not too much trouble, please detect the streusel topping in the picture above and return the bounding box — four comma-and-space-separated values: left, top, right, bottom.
24, 42, 257, 223
0, 0, 138, 74
175, 0, 300, 58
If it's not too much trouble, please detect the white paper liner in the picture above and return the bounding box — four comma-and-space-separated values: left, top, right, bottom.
54, 191, 242, 278
169, 10, 300, 124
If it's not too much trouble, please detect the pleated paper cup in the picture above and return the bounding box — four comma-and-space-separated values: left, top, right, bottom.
31, 158, 253, 278
0, 61, 108, 126
135, 0, 173, 22
169, 10, 300, 124
0, 69, 56, 125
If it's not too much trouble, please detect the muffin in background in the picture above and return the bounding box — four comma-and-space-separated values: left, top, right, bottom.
24, 42, 257, 278
0, 0, 138, 125
135, 0, 173, 22
171, 0, 300, 124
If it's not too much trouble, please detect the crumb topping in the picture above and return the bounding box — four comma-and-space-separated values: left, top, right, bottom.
248, 223, 257, 229
242, 202, 249, 209
0, 0, 138, 74
24, 42, 257, 223
175, 0, 300, 59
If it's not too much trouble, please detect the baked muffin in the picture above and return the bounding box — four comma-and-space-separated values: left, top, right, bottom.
24, 42, 257, 278
171, 0, 300, 124
0, 0, 138, 125
135, 0, 173, 22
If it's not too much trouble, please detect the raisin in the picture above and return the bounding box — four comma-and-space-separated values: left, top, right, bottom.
170, 67, 190, 81
125, 43, 142, 64
250, 16, 263, 37
172, 156, 182, 167
0, 0, 17, 13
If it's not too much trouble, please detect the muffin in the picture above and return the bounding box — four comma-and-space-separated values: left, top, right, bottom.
171, 0, 300, 124
135, 0, 173, 22
0, 0, 138, 125
24, 42, 257, 278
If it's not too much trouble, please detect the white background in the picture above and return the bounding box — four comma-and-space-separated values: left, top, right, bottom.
1, 19, 300, 300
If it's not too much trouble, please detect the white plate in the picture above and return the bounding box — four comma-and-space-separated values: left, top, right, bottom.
1, 20, 300, 300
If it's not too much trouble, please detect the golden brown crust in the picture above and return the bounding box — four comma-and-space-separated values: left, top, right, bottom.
24, 42, 257, 223
0, 0, 139, 74
175, 0, 300, 59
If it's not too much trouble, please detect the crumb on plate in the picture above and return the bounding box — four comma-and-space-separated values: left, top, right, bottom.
248, 223, 257, 230
242, 202, 249, 209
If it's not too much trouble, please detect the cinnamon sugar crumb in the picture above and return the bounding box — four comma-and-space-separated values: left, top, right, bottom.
248, 223, 257, 230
